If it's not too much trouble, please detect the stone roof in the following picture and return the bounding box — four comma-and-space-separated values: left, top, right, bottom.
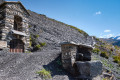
0, 1, 30, 15
60, 41, 93, 49
11, 30, 28, 36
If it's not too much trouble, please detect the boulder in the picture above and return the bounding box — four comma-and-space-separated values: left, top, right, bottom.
76, 61, 102, 80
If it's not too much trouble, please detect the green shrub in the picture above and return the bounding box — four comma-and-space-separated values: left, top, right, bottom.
29, 35, 36, 47
93, 36, 100, 41
96, 38, 100, 41
29, 25, 32, 28
115, 45, 119, 49
102, 78, 109, 80
35, 35, 39, 38
118, 62, 120, 66
101, 45, 104, 47
29, 36, 32, 47
92, 48, 100, 54
109, 51, 112, 55
25, 51, 31, 53
100, 51, 109, 59
35, 44, 41, 49
113, 56, 120, 63
36, 69, 52, 79
29, 41, 32, 47
40, 42, 46, 47
29, 35, 32, 41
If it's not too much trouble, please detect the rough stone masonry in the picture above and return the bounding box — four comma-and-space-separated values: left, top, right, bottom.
0, 0, 4, 4
0, 1, 30, 53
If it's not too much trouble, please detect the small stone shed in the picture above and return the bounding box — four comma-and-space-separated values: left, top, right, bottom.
61, 42, 102, 79
61, 42, 93, 74
0, 1, 30, 53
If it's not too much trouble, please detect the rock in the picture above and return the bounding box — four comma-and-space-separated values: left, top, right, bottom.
76, 61, 102, 80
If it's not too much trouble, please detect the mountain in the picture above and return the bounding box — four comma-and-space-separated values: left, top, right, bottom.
109, 36, 120, 40
100, 36, 120, 46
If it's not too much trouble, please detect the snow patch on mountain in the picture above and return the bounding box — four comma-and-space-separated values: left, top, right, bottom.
109, 36, 120, 40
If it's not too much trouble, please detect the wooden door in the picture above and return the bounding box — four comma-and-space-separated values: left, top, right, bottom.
10, 39, 24, 53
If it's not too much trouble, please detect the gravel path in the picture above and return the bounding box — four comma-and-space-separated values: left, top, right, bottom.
0, 50, 76, 80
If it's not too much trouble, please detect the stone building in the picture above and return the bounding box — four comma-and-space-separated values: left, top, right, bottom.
0, 1, 30, 53
61, 42, 93, 74
61, 42, 102, 80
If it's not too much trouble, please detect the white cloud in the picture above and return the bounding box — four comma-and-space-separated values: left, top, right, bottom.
95, 11, 101, 15
99, 34, 114, 38
104, 30, 111, 33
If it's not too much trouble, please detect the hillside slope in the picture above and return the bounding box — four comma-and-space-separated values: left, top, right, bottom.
28, 10, 93, 51
0, 50, 76, 80
92, 37, 120, 80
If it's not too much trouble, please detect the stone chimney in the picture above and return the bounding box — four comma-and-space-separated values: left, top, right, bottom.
0, 0, 4, 4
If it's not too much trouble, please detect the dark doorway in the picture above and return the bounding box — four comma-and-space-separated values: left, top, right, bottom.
14, 15, 22, 31
77, 46, 91, 61
10, 39, 24, 53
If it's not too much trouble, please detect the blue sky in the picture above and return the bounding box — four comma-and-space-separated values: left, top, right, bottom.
7, 0, 120, 38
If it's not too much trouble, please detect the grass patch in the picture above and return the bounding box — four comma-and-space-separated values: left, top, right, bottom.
69, 25, 88, 36
29, 41, 32, 47
100, 51, 109, 59
101, 59, 108, 67
101, 45, 104, 48
40, 42, 46, 47
35, 35, 39, 38
117, 77, 120, 79
35, 44, 41, 49
36, 69, 52, 79
101, 59, 113, 69
29, 35, 34, 47
113, 55, 120, 65
92, 48, 100, 54
102, 78, 109, 80
25, 51, 31, 53
28, 25, 32, 28
93, 36, 100, 41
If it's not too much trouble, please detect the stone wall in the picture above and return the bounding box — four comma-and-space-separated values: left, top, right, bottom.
61, 44, 77, 75
0, 5, 5, 40
0, 0, 4, 4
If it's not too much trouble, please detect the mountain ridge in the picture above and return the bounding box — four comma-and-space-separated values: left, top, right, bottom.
109, 36, 120, 40
100, 36, 120, 46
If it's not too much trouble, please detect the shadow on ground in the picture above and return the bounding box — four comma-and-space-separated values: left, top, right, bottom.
43, 54, 77, 80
